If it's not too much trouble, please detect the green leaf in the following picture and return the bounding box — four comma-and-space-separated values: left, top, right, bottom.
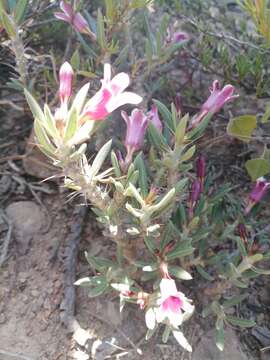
226, 315, 256, 328
64, 107, 78, 142
24, 89, 44, 122
88, 281, 108, 297
143, 11, 156, 53
222, 294, 248, 308
34, 119, 56, 156
227, 115, 256, 142
175, 114, 188, 146
145, 38, 153, 66
43, 104, 59, 139
153, 99, 173, 131
89, 140, 112, 180
166, 241, 194, 260
144, 236, 157, 254
70, 49, 80, 70
196, 265, 214, 281
147, 121, 170, 152
134, 153, 148, 198
111, 150, 121, 178
162, 325, 171, 343
261, 103, 270, 123
97, 8, 106, 48
169, 265, 192, 280
215, 325, 224, 351
0, 9, 16, 37
70, 83, 90, 115
181, 145, 196, 162
245, 158, 270, 181
85, 252, 116, 271
149, 188, 176, 216
14, 0, 28, 24
186, 112, 212, 141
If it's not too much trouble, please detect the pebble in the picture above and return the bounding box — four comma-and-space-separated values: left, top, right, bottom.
6, 201, 45, 254
0, 313, 6, 324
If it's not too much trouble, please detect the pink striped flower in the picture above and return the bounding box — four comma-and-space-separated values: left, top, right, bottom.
54, 1, 96, 39
81, 64, 142, 122
148, 104, 163, 133
191, 80, 239, 127
155, 279, 194, 327
245, 177, 270, 214
59, 61, 73, 105
121, 108, 149, 163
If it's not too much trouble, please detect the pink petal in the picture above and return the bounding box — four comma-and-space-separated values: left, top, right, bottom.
54, 12, 71, 23
106, 91, 142, 112
103, 63, 112, 83
60, 1, 73, 17
110, 73, 130, 94
160, 278, 178, 298
121, 110, 130, 125
73, 12, 89, 32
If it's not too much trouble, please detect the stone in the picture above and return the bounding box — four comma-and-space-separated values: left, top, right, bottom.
5, 201, 44, 254
192, 328, 248, 360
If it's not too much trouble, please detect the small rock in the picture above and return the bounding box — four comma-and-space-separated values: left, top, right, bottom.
6, 201, 44, 254
193, 328, 248, 360
31, 289, 39, 297
0, 313, 6, 324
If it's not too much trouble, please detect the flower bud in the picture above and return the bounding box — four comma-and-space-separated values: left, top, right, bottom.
191, 80, 239, 127
148, 104, 163, 133
245, 177, 270, 214
196, 155, 206, 190
59, 62, 73, 105
189, 179, 201, 218
121, 109, 149, 164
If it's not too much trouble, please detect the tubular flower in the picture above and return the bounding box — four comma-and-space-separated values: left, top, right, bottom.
59, 61, 74, 105
148, 104, 163, 133
121, 108, 149, 163
54, 1, 96, 39
155, 279, 194, 327
81, 64, 142, 122
245, 177, 270, 214
191, 80, 239, 127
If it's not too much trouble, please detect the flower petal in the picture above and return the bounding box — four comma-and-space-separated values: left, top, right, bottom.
106, 92, 142, 112
160, 278, 178, 298
110, 73, 130, 94
54, 12, 71, 23
60, 1, 73, 17
172, 330, 192, 352
104, 63, 112, 83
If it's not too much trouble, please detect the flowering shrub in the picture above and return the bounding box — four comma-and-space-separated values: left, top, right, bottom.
24, 60, 270, 352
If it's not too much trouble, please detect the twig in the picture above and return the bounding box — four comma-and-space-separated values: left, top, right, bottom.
60, 205, 87, 332
0, 210, 13, 267
0, 100, 24, 112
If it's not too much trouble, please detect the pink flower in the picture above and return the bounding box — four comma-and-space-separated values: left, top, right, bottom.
166, 27, 190, 44
172, 31, 190, 43
245, 177, 270, 214
191, 80, 239, 127
59, 61, 73, 105
148, 104, 162, 133
155, 279, 194, 327
121, 108, 149, 163
54, 1, 96, 39
81, 64, 142, 122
